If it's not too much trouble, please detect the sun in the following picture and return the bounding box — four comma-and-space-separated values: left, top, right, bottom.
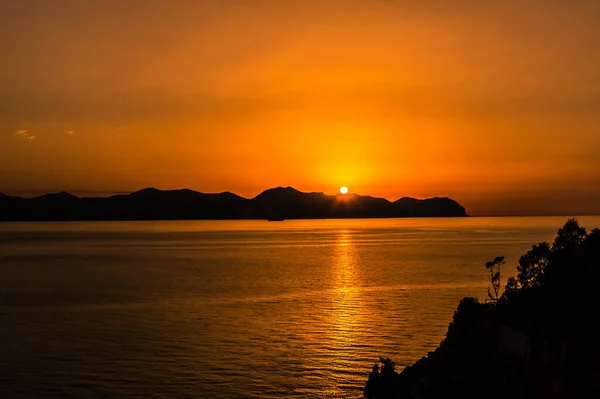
340, 186, 349, 195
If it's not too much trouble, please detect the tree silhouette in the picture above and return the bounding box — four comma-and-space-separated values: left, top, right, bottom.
380, 357, 396, 377
516, 242, 551, 288
363, 363, 379, 399
552, 218, 587, 251
363, 358, 397, 399
505, 276, 519, 290
485, 256, 504, 301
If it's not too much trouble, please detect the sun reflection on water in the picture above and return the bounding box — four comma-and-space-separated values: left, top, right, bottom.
326, 229, 367, 392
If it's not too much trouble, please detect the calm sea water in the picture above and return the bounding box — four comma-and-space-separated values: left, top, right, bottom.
1, 216, 599, 399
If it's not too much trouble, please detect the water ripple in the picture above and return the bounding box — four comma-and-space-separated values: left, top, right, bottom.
3, 218, 596, 398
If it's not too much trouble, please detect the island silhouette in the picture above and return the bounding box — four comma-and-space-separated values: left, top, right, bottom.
0, 186, 467, 221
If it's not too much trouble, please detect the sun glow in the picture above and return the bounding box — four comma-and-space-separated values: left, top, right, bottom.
340, 186, 349, 195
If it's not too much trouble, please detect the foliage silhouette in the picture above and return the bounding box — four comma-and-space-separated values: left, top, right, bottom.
363, 358, 398, 399
363, 363, 379, 399
364, 218, 600, 398
515, 242, 551, 289
486, 256, 505, 301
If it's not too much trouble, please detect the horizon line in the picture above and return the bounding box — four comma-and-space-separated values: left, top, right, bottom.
3, 187, 599, 218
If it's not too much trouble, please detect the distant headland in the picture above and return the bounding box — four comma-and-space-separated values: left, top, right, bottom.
0, 186, 468, 221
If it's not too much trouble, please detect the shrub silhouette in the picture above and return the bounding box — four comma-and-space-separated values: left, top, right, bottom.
363, 358, 397, 399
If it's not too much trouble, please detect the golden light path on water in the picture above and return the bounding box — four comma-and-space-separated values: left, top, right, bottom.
332, 230, 363, 353
323, 229, 370, 397
332, 230, 364, 358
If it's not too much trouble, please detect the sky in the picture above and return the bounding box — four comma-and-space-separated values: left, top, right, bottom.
1, 0, 599, 216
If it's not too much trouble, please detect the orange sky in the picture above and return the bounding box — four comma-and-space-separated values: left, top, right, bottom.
1, 1, 600, 216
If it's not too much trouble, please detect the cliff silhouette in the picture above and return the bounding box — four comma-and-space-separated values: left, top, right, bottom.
0, 186, 467, 221
364, 219, 600, 398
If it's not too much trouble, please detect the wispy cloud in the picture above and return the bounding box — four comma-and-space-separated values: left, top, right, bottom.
14, 129, 35, 140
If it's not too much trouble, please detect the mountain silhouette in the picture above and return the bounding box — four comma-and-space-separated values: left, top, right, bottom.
33, 191, 79, 202
394, 196, 468, 217
0, 186, 468, 221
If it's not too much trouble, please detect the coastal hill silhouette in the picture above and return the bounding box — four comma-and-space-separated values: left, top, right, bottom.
0, 186, 467, 221
364, 219, 600, 398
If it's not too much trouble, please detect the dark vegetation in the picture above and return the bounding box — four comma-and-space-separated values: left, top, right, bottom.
0, 186, 467, 221
365, 219, 600, 398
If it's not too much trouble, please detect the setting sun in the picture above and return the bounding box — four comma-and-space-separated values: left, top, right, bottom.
340, 186, 349, 195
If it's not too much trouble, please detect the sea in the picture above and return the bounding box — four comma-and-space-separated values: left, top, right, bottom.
1, 216, 599, 399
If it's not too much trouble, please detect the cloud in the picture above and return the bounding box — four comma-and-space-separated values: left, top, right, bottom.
14, 129, 36, 140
